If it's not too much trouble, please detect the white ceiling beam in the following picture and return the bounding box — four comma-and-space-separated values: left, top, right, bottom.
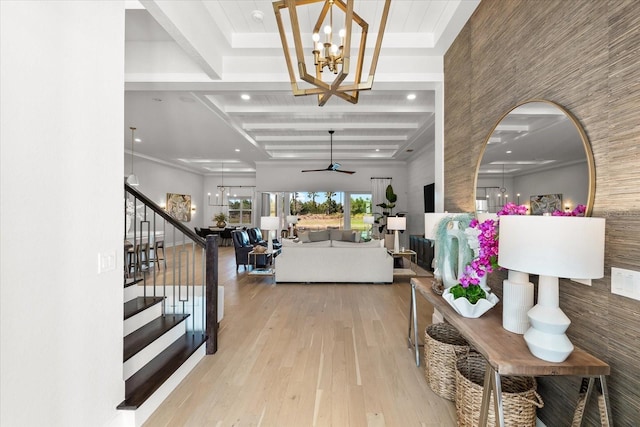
224, 105, 432, 114
140, 0, 228, 80
495, 124, 530, 132
264, 144, 400, 150
244, 122, 420, 130
259, 135, 407, 142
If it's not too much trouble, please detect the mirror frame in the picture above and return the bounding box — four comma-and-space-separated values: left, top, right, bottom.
474, 99, 595, 216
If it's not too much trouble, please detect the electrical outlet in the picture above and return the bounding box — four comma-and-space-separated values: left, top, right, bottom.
611, 267, 640, 301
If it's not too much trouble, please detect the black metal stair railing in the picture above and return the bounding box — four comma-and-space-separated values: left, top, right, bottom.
124, 182, 218, 354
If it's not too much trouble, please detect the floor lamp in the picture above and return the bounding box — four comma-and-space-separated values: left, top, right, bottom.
498, 215, 605, 362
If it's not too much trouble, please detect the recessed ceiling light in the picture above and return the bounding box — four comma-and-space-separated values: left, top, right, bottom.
134, 138, 142, 142
506, 150, 512, 154
407, 94, 416, 100
235, 148, 240, 152
241, 94, 251, 100
375, 148, 380, 152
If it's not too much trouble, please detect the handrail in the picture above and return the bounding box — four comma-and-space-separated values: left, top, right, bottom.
124, 181, 218, 355
125, 181, 205, 247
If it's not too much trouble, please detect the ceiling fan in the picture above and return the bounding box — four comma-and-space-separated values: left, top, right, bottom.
302, 130, 356, 174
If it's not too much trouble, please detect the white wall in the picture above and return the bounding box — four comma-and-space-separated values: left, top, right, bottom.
125, 157, 205, 228
407, 141, 436, 237
1, 2, 125, 426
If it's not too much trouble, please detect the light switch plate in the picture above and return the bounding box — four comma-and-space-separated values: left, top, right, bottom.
611, 267, 640, 301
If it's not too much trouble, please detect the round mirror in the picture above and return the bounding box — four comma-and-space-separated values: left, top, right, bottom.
475, 100, 594, 215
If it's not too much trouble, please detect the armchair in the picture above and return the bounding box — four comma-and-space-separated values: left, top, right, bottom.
247, 227, 282, 250
231, 230, 253, 271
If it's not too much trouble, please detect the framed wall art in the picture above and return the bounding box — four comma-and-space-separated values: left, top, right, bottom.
530, 193, 562, 215
166, 193, 191, 222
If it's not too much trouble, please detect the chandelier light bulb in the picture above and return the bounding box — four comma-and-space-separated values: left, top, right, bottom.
312, 33, 320, 42
324, 25, 332, 35
330, 44, 338, 54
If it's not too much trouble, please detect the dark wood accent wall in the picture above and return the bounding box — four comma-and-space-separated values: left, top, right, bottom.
444, 0, 640, 425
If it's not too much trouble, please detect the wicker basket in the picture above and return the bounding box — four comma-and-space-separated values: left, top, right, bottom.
424, 323, 470, 400
455, 353, 543, 427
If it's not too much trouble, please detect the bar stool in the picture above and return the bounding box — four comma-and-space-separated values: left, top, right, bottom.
152, 240, 166, 270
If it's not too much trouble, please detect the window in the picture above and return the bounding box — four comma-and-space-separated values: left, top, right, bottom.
349, 193, 372, 234
290, 192, 345, 230
228, 197, 252, 225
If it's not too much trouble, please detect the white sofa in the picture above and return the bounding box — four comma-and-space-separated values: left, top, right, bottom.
274, 234, 394, 283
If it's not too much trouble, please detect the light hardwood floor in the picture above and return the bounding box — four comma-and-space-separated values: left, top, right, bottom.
143, 246, 455, 426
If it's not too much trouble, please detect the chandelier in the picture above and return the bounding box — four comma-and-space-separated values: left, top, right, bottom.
273, 0, 391, 106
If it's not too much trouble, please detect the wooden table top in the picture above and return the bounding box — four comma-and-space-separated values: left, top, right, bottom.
411, 277, 610, 377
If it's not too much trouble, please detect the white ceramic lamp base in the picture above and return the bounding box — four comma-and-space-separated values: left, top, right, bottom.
523, 275, 573, 362
502, 270, 534, 334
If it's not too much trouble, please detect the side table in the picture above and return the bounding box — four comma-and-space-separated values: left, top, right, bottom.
409, 277, 612, 427
387, 249, 417, 277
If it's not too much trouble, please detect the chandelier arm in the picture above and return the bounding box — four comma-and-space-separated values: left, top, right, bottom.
273, 2, 300, 88
366, 0, 391, 77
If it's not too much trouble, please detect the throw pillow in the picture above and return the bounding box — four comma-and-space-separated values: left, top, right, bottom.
341, 230, 356, 242
309, 230, 329, 241
329, 229, 343, 241
298, 231, 311, 243
253, 245, 267, 253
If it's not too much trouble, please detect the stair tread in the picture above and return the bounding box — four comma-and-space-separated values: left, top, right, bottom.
117, 332, 206, 410
123, 314, 190, 361
124, 297, 164, 320
124, 277, 143, 288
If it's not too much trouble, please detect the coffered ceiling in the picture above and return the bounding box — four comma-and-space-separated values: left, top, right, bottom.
124, 0, 480, 174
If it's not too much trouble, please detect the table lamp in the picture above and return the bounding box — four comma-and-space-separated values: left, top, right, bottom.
386, 216, 406, 253
260, 216, 280, 253
498, 215, 605, 362
286, 215, 298, 237
363, 215, 375, 239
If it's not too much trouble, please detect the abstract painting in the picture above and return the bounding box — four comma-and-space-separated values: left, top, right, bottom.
530, 194, 562, 215
166, 193, 191, 222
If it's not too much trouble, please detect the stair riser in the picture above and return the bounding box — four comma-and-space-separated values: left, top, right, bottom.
124, 304, 163, 336
123, 322, 187, 381
124, 284, 139, 303
123, 345, 205, 427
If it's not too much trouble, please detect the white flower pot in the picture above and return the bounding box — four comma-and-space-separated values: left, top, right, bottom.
442, 288, 499, 318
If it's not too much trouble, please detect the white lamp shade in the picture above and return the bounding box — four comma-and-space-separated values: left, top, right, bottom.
260, 216, 279, 231
386, 216, 406, 231
286, 215, 298, 224
126, 174, 139, 186
363, 215, 375, 225
424, 213, 451, 240
477, 212, 498, 223
498, 216, 605, 279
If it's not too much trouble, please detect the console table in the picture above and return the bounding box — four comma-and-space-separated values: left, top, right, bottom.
409, 277, 612, 427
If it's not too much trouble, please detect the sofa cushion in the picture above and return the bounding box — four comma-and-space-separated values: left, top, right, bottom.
298, 231, 311, 243
281, 238, 301, 247
331, 240, 361, 248
300, 240, 332, 247
309, 230, 329, 241
329, 229, 343, 241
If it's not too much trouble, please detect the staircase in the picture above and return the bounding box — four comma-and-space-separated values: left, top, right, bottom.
119, 183, 219, 426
